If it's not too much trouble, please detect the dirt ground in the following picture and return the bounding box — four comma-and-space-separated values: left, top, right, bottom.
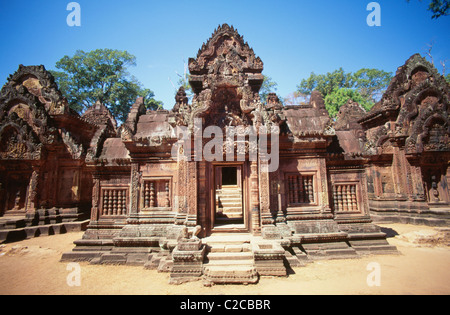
0, 223, 449, 295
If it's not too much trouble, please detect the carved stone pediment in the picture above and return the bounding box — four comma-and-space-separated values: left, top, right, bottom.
173, 24, 265, 131
361, 54, 450, 155
0, 114, 43, 160
1, 64, 69, 116
189, 24, 263, 77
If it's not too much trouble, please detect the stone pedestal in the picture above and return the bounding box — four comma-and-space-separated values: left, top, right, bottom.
253, 241, 287, 277
169, 239, 205, 285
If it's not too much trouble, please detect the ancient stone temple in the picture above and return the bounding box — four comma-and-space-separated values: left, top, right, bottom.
0, 65, 103, 240
1, 24, 449, 284
359, 54, 450, 226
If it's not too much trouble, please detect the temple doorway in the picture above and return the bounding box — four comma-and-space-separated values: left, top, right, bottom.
1, 172, 30, 216
213, 165, 246, 232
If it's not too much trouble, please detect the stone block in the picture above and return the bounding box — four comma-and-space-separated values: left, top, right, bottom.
253, 241, 287, 277
60, 251, 101, 262
178, 239, 202, 251
126, 253, 150, 266
100, 254, 127, 265
203, 265, 259, 284
224, 244, 243, 253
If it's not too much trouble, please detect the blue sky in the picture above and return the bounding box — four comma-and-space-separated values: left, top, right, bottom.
0, 0, 449, 110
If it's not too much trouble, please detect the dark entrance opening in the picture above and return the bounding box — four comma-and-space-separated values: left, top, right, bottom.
213, 165, 245, 232
222, 167, 238, 186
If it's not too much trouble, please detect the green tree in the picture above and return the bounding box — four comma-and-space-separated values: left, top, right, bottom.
446, 74, 450, 84
407, 0, 449, 19
324, 88, 373, 118
259, 75, 279, 104
51, 49, 163, 123
175, 63, 194, 102
352, 68, 393, 102
297, 68, 353, 99
297, 67, 392, 117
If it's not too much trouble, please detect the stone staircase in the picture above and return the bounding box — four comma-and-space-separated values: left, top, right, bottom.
202, 234, 259, 285
216, 187, 243, 223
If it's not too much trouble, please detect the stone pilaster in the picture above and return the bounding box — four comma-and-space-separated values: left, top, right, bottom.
130, 162, 140, 215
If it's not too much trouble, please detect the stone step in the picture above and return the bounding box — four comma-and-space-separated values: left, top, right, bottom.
207, 250, 253, 260
217, 194, 241, 198
219, 207, 242, 212
203, 264, 258, 285
203, 234, 251, 245
217, 194, 242, 199
218, 206, 242, 211
217, 199, 242, 205
216, 198, 242, 205
218, 191, 241, 195
207, 256, 253, 264
218, 208, 242, 214
217, 212, 243, 219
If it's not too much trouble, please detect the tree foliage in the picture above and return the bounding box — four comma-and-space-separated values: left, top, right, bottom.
297, 67, 393, 117
324, 88, 373, 118
284, 91, 310, 106
407, 0, 450, 19
174, 61, 194, 101
297, 68, 353, 100
352, 68, 393, 102
51, 49, 163, 123
259, 75, 280, 104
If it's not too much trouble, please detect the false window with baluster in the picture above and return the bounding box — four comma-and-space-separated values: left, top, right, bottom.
332, 183, 360, 213
100, 188, 129, 217
141, 178, 172, 210
286, 173, 317, 206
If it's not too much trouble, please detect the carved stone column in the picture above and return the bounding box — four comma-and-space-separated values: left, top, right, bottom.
130, 162, 140, 215
176, 148, 188, 215
318, 158, 332, 215
90, 177, 100, 221
392, 146, 407, 198
25, 167, 40, 215
250, 160, 261, 235
197, 160, 207, 235
186, 161, 198, 226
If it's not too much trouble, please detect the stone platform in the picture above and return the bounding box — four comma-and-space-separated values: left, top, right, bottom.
61, 223, 399, 285
0, 216, 89, 243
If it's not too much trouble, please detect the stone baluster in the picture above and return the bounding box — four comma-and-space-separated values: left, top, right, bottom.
102, 190, 107, 216
298, 175, 304, 203
337, 185, 342, 212
347, 185, 352, 211
306, 176, 313, 203
293, 176, 299, 204
150, 182, 155, 208
342, 185, 348, 211
144, 182, 150, 208
165, 181, 170, 207
351, 185, 358, 211
117, 190, 122, 216
113, 190, 118, 215
333, 185, 338, 212
288, 177, 294, 204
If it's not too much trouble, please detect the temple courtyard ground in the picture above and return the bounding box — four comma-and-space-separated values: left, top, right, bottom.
0, 223, 449, 295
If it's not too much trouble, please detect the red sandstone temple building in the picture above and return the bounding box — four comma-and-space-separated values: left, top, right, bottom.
1, 24, 449, 284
